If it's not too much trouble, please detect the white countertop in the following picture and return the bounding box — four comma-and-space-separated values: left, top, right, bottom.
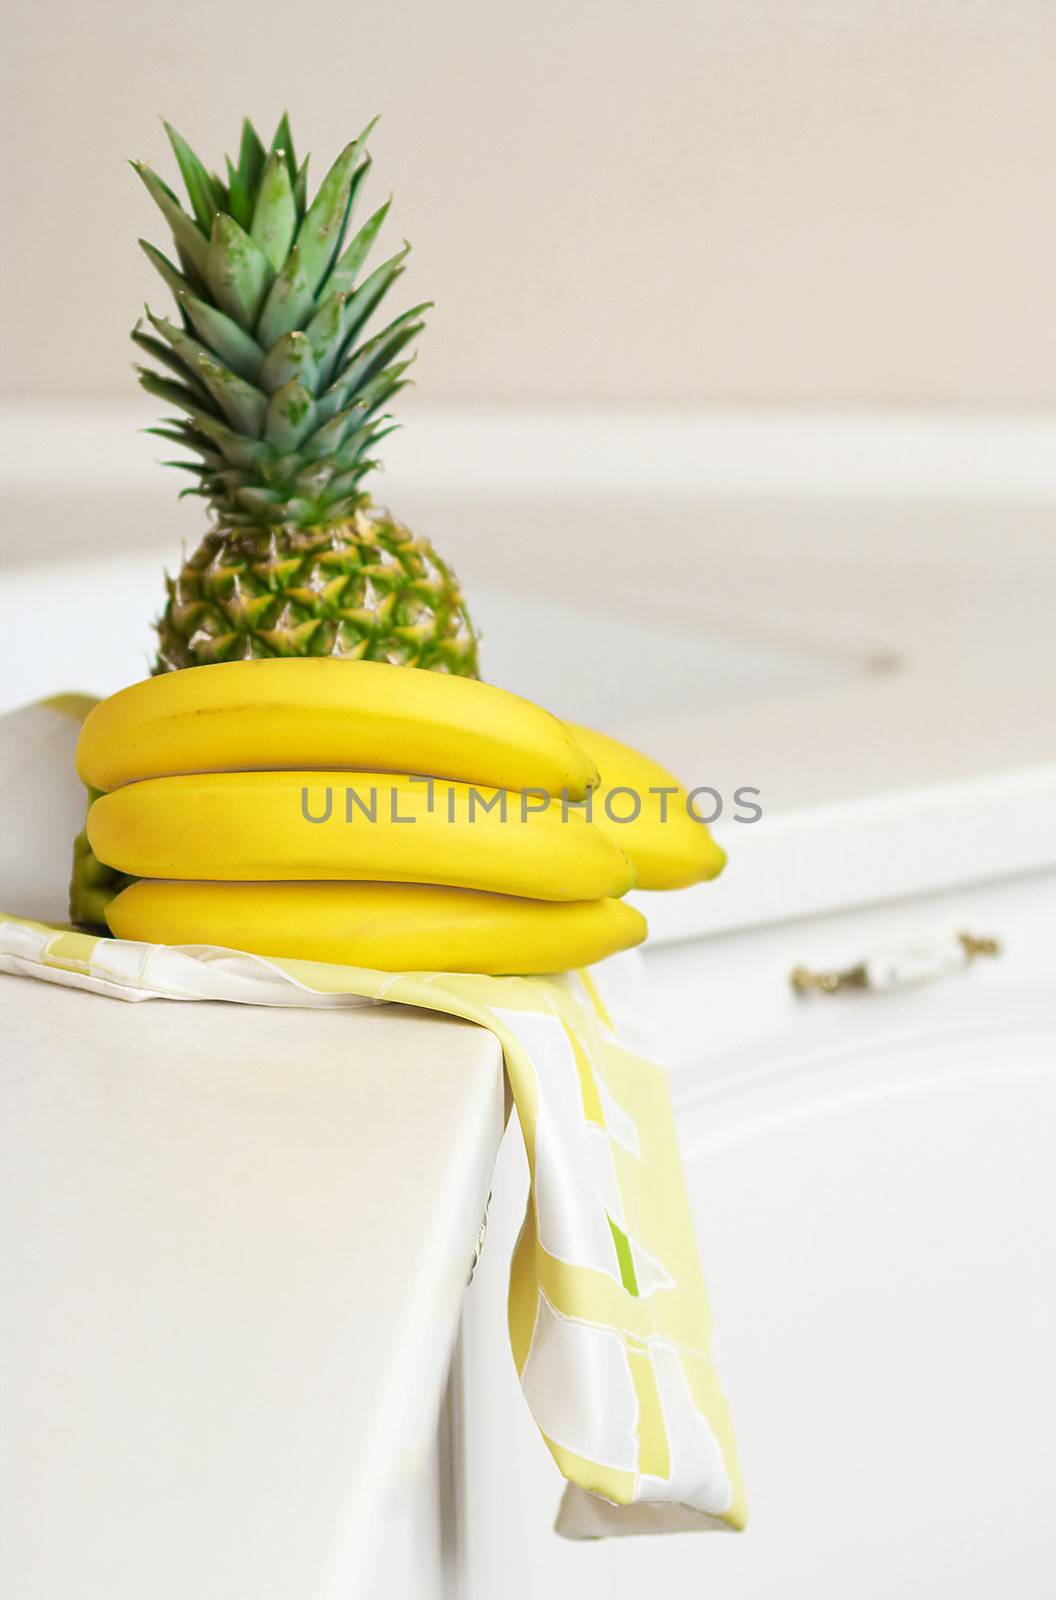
0, 973, 503, 1600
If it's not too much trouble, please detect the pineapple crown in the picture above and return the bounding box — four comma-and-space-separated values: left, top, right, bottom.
132, 114, 427, 530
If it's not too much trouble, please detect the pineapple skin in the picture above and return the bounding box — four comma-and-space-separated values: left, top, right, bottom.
156, 504, 478, 674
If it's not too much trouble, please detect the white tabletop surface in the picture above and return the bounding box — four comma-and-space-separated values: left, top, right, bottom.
1, 973, 503, 1600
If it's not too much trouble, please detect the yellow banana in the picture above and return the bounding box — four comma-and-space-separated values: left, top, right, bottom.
87, 770, 634, 902
567, 724, 726, 890
77, 658, 599, 799
106, 880, 647, 975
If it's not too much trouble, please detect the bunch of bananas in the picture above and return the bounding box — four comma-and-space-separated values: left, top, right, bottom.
76, 660, 725, 975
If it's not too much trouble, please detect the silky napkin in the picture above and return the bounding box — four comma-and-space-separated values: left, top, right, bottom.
0, 699, 746, 1536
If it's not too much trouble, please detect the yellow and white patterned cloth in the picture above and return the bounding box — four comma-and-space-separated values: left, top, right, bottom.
0, 700, 746, 1538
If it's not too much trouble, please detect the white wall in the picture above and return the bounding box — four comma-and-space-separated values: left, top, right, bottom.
2, 0, 1054, 407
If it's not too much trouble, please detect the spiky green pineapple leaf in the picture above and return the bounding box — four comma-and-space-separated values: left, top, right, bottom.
136, 365, 220, 418
327, 247, 410, 376
131, 325, 212, 402
293, 156, 310, 217
301, 402, 364, 459
290, 140, 364, 297
333, 157, 373, 264
145, 308, 265, 433
144, 422, 200, 444
303, 290, 346, 370
195, 350, 269, 435
237, 119, 268, 192
163, 122, 224, 234
325, 468, 371, 501
335, 306, 429, 399
264, 379, 317, 449
338, 419, 400, 471
310, 357, 411, 434
206, 213, 273, 327
338, 328, 422, 401
145, 306, 217, 370
225, 158, 252, 230
139, 239, 195, 310
310, 127, 375, 290
250, 149, 298, 272
226, 119, 267, 232
145, 423, 226, 470
138, 371, 266, 468
308, 246, 408, 389
268, 113, 297, 187
256, 243, 314, 346
179, 293, 265, 381
259, 330, 317, 394
324, 197, 391, 298
132, 161, 211, 281
357, 360, 414, 418
184, 411, 268, 470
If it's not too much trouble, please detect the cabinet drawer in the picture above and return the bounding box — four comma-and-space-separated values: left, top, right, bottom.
630, 870, 1056, 1600
642, 868, 1056, 1099
458, 868, 1056, 1600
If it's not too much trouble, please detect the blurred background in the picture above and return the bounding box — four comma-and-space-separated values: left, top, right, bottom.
3, 0, 1055, 409
1, 0, 1054, 729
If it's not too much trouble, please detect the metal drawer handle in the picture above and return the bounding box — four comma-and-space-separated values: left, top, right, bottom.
790, 931, 1001, 996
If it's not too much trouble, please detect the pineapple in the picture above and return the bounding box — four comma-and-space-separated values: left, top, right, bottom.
134, 114, 479, 675
70, 113, 478, 927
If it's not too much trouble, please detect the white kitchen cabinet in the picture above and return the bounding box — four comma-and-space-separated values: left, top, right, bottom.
457, 869, 1056, 1599
0, 974, 503, 1600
